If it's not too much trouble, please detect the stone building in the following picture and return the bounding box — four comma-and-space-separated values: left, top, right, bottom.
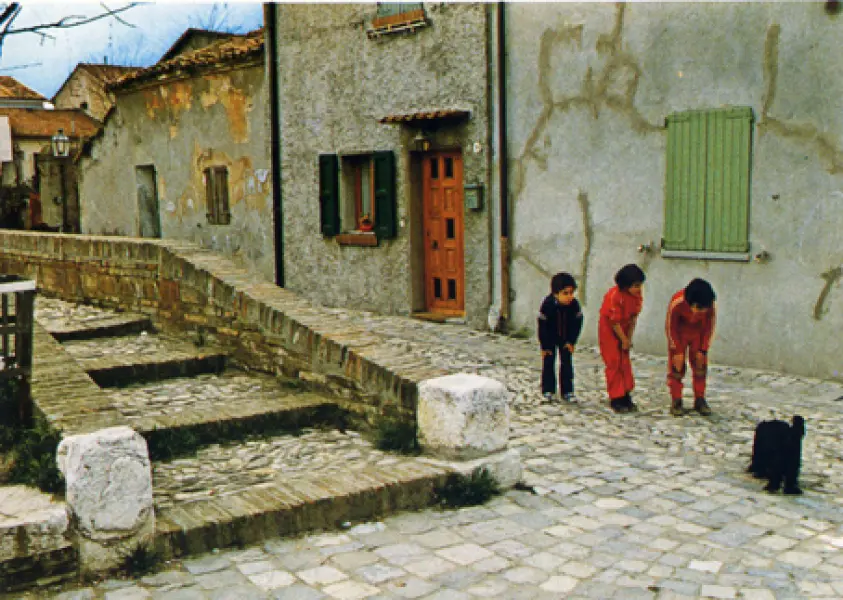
0, 76, 99, 231
78, 29, 275, 280
52, 64, 139, 123
271, 3, 500, 329
269, 2, 843, 379
504, 2, 843, 379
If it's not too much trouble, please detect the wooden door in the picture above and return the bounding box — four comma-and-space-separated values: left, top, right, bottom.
136, 165, 161, 238
422, 152, 465, 314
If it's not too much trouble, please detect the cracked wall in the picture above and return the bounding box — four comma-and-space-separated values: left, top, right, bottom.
78, 66, 275, 281
507, 2, 843, 380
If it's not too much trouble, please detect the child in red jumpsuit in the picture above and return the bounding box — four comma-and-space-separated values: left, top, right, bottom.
666, 278, 716, 416
598, 264, 646, 413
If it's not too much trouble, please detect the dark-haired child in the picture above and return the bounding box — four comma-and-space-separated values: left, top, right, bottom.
538, 272, 583, 402
666, 278, 717, 416
598, 264, 645, 413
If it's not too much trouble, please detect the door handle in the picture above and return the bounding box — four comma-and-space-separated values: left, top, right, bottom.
432, 240, 439, 250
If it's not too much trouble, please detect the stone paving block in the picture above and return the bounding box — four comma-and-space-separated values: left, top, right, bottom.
248, 570, 296, 591
322, 579, 381, 599
434, 543, 493, 566
269, 585, 326, 599
357, 563, 407, 584
700, 584, 737, 598
539, 573, 579, 593
297, 565, 349, 586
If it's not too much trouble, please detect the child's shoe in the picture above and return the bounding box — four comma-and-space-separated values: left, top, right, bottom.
542, 392, 555, 403
670, 398, 683, 416
562, 393, 579, 403
694, 397, 712, 415
610, 398, 629, 413
623, 394, 639, 412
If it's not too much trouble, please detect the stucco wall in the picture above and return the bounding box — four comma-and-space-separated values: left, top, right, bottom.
53, 70, 113, 122
78, 65, 275, 281
276, 4, 492, 327
506, 2, 843, 380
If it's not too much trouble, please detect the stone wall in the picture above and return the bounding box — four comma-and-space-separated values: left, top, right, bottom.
0, 231, 443, 424
78, 64, 275, 282
275, 3, 493, 328
505, 2, 843, 380
53, 69, 114, 122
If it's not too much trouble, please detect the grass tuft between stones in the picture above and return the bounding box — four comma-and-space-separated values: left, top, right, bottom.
434, 467, 501, 509
122, 542, 160, 576
373, 419, 420, 455
0, 378, 65, 494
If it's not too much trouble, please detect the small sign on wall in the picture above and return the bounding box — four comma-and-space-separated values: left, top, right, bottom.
464, 184, 483, 211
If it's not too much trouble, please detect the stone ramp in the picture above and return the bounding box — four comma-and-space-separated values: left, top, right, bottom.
0, 298, 459, 591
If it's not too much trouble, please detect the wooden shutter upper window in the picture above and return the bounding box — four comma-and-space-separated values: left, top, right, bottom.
664, 107, 752, 253
204, 166, 230, 225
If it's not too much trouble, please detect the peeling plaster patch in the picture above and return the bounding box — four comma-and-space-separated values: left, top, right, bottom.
165, 202, 176, 213
813, 266, 842, 320
576, 190, 592, 306
169, 125, 178, 140
759, 24, 843, 175
201, 75, 251, 144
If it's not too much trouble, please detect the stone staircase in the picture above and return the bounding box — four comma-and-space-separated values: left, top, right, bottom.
0, 299, 450, 592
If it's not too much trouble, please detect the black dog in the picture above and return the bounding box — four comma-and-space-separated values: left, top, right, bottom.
748, 415, 805, 495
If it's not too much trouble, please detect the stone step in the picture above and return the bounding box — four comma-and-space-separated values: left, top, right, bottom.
104, 370, 345, 454
60, 333, 227, 387
35, 296, 154, 342
0, 486, 78, 594
153, 459, 451, 560
45, 313, 154, 342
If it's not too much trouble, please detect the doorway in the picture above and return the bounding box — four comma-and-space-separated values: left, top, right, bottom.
136, 165, 161, 238
421, 151, 465, 315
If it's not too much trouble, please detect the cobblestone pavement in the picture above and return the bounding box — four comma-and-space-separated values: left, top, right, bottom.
16, 302, 843, 599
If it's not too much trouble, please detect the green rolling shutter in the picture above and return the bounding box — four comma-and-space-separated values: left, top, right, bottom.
318, 154, 340, 237
373, 150, 396, 239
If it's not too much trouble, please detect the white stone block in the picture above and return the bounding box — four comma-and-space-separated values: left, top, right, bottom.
417, 373, 510, 459
57, 426, 154, 574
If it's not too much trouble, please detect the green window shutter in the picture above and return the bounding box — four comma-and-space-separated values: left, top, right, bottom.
373, 150, 396, 239
664, 111, 706, 251
318, 154, 340, 236
705, 107, 752, 252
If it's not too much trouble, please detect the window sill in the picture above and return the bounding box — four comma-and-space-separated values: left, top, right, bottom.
661, 250, 750, 262
336, 232, 378, 247
367, 11, 428, 39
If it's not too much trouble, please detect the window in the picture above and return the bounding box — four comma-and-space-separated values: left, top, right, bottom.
204, 166, 230, 225
663, 107, 752, 256
369, 2, 427, 37
319, 151, 396, 240
342, 155, 375, 232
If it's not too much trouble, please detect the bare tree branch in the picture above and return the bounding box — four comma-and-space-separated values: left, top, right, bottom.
0, 3, 18, 28
100, 2, 137, 28
1, 3, 141, 37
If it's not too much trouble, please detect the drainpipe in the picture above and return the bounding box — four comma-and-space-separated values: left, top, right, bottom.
496, 2, 511, 327
265, 3, 284, 287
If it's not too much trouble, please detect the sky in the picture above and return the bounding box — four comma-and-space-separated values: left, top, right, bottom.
0, 2, 265, 99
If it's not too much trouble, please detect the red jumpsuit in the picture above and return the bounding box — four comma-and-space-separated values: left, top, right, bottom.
598, 286, 643, 400
665, 290, 716, 400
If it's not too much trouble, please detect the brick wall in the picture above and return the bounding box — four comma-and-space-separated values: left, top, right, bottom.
0, 231, 443, 424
